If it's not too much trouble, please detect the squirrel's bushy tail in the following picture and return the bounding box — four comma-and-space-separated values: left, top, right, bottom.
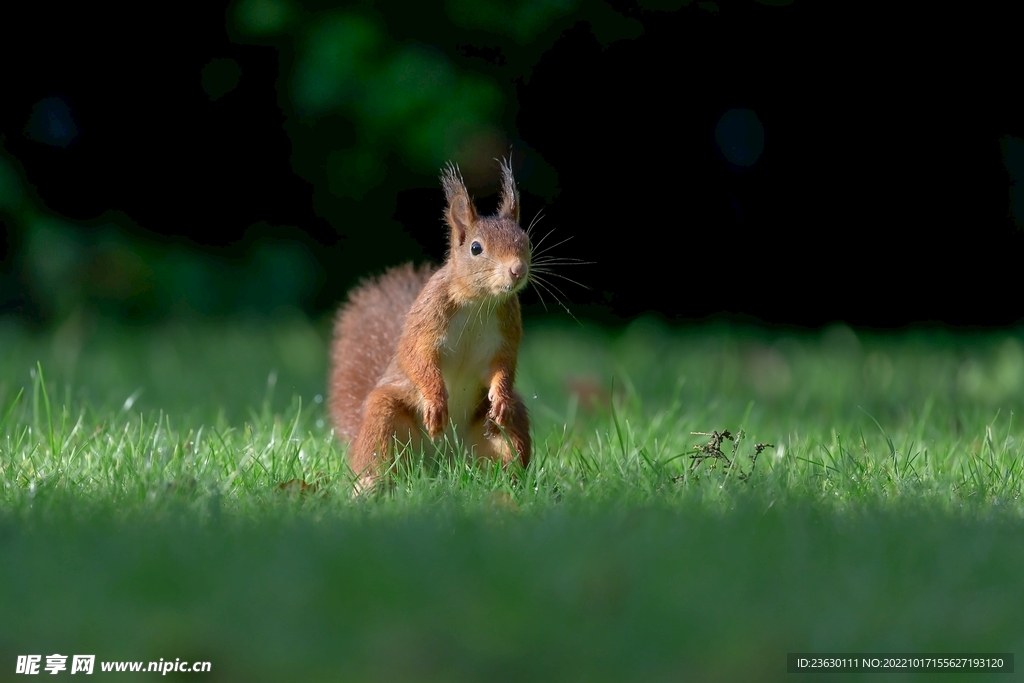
328, 263, 436, 441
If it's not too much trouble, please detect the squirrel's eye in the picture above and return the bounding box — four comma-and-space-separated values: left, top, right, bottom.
470, 241, 482, 256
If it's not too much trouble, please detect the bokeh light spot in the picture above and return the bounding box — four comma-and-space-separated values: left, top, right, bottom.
714, 108, 765, 168
234, 0, 292, 36
201, 58, 242, 101
1001, 135, 1024, 228
293, 14, 381, 116
26, 97, 79, 148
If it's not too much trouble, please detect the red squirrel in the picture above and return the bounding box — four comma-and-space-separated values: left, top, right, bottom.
328, 160, 531, 491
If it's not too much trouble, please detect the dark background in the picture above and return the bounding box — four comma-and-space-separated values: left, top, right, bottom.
1, 0, 1022, 329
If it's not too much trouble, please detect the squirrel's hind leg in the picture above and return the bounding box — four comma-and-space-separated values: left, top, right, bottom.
469, 391, 531, 469
349, 384, 421, 491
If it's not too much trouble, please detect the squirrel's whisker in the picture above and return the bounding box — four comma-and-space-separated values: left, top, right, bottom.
528, 276, 560, 308
530, 268, 591, 291
530, 281, 551, 312
529, 271, 570, 304
530, 226, 558, 254
530, 273, 574, 304
526, 211, 545, 239
532, 254, 590, 262
531, 257, 593, 266
532, 234, 574, 260
529, 275, 581, 325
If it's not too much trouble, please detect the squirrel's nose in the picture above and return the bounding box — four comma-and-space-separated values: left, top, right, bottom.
509, 262, 525, 282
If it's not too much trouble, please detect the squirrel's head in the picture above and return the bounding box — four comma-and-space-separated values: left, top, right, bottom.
441, 159, 530, 302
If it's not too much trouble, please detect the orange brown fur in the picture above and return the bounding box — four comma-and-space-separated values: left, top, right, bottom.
328, 160, 531, 491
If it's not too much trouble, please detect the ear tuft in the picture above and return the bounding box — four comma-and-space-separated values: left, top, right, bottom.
497, 156, 519, 222
441, 162, 476, 245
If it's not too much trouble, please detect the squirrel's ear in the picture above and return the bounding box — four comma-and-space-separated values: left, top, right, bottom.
441, 162, 476, 246
497, 156, 519, 222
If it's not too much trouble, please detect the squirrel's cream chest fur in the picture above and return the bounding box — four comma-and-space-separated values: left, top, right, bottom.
440, 302, 505, 430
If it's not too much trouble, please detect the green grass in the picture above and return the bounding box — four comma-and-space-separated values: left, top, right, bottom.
1, 315, 1023, 681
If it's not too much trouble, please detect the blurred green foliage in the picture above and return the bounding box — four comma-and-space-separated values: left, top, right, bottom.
234, 2, 506, 198
290, 14, 503, 198
0, 155, 24, 211
0, 0, 722, 325
446, 0, 582, 41
227, 0, 701, 197
0, 149, 318, 322
201, 58, 243, 101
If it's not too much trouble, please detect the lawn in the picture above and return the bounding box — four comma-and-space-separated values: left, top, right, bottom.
1, 315, 1022, 681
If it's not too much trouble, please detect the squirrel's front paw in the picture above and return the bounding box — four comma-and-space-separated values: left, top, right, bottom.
487, 391, 512, 430
423, 399, 448, 439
